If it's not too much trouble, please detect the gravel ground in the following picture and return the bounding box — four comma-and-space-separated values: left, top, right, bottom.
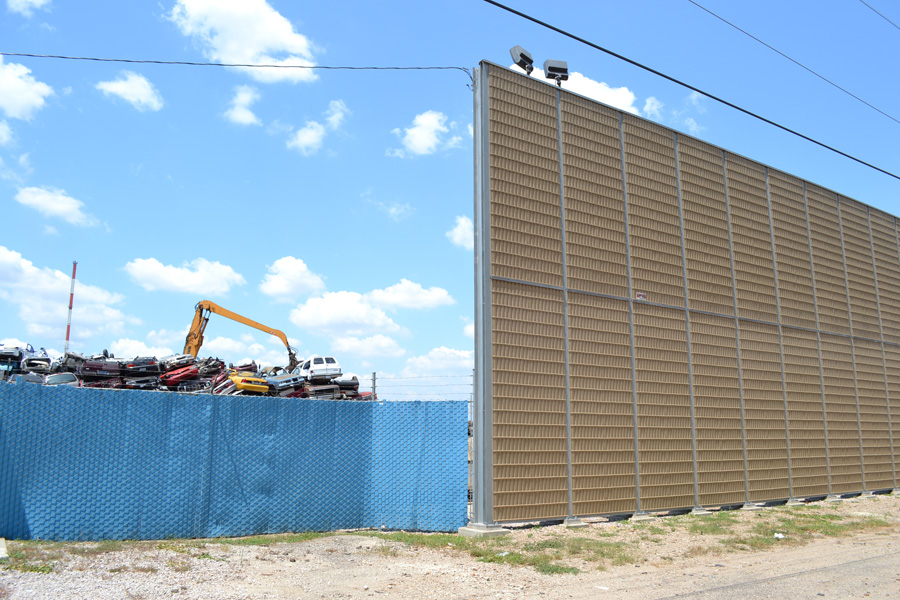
2, 493, 899, 599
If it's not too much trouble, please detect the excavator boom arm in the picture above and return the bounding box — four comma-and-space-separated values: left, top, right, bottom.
184, 300, 299, 370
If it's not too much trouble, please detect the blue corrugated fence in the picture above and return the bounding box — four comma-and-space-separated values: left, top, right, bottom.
0, 383, 467, 540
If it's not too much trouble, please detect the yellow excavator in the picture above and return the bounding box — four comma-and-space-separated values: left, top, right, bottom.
184, 300, 300, 372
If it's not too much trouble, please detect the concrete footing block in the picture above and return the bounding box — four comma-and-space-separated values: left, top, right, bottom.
785, 498, 805, 506
825, 494, 843, 502
740, 502, 762, 511
892, 489, 900, 496
458, 523, 510, 538
0, 538, 8, 563
690, 507, 712, 516
563, 517, 589, 529
630, 511, 654, 522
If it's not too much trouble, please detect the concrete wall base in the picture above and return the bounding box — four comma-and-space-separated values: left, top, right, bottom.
563, 517, 589, 529
630, 511, 654, 522
458, 523, 510, 538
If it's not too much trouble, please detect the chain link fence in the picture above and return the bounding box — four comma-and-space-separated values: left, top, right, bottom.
0, 382, 468, 541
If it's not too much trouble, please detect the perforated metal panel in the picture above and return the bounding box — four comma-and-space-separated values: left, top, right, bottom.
473, 61, 899, 526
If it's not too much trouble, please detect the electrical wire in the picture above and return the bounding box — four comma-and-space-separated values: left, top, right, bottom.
687, 0, 900, 126
482, 0, 900, 182
858, 0, 900, 31
0, 52, 473, 81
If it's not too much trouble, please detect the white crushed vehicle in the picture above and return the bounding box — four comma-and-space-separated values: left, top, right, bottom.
295, 355, 342, 382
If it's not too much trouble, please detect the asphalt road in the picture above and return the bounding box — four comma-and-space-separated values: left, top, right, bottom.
585, 534, 900, 600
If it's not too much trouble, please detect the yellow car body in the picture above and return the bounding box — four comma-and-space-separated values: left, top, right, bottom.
228, 371, 269, 394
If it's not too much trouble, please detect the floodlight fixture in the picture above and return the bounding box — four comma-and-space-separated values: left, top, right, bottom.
510, 45, 534, 75
543, 59, 569, 86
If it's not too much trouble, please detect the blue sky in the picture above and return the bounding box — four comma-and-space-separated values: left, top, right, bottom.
1, 0, 898, 399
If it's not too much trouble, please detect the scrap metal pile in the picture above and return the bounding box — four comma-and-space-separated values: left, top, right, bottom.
0, 343, 368, 400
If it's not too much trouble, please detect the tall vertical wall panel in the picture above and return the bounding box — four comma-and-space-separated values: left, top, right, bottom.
839, 199, 881, 340
780, 327, 829, 498
561, 95, 629, 298
688, 312, 746, 506
807, 186, 852, 336
726, 155, 779, 323
678, 137, 735, 316
567, 293, 636, 516
479, 63, 899, 524
883, 345, 900, 477
852, 340, 894, 490
488, 68, 562, 288
820, 334, 864, 493
770, 172, 818, 330
491, 280, 568, 522
632, 303, 694, 510
869, 212, 900, 344
737, 321, 791, 501
623, 116, 685, 308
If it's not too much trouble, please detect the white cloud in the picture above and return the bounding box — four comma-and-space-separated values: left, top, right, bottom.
7, 0, 50, 17
684, 117, 704, 135
109, 338, 174, 359
644, 97, 664, 121
389, 110, 454, 157
124, 257, 246, 295
259, 256, 325, 301
95, 72, 164, 112
290, 291, 403, 337
511, 64, 640, 115
15, 187, 99, 226
147, 326, 188, 348
224, 85, 261, 125
463, 318, 474, 339
376, 201, 413, 221
169, 0, 317, 84
43, 225, 57, 235
0, 245, 138, 343
332, 334, 405, 358
0, 57, 54, 120
286, 99, 348, 155
366, 279, 455, 310
446, 215, 474, 250
0, 120, 12, 145
688, 91, 707, 114
324, 99, 349, 130
401, 346, 474, 377
287, 121, 326, 155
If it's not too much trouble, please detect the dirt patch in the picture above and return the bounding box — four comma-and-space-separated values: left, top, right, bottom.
2, 494, 898, 599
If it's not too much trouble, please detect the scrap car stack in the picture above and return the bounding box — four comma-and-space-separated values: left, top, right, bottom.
0, 343, 367, 400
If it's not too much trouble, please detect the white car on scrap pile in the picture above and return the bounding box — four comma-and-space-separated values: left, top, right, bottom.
295, 355, 342, 382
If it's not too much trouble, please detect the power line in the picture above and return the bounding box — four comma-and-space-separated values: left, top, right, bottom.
687, 0, 900, 126
858, 0, 900, 31
0, 52, 472, 81
482, 0, 900, 182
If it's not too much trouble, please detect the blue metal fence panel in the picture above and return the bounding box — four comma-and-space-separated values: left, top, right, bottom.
0, 383, 467, 540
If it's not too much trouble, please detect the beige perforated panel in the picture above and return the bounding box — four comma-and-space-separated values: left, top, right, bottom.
488, 68, 563, 288
678, 137, 735, 316
482, 63, 899, 523
738, 321, 791, 501
781, 327, 829, 498
689, 312, 746, 506
770, 172, 817, 330
490, 279, 568, 522
807, 186, 852, 335
567, 293, 637, 516
623, 116, 685, 308
869, 212, 900, 344
561, 95, 629, 299
726, 154, 778, 323
853, 339, 893, 490
839, 199, 881, 340
633, 303, 694, 510
820, 334, 864, 493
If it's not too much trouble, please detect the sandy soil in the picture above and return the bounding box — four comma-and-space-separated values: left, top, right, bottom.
2, 493, 898, 599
